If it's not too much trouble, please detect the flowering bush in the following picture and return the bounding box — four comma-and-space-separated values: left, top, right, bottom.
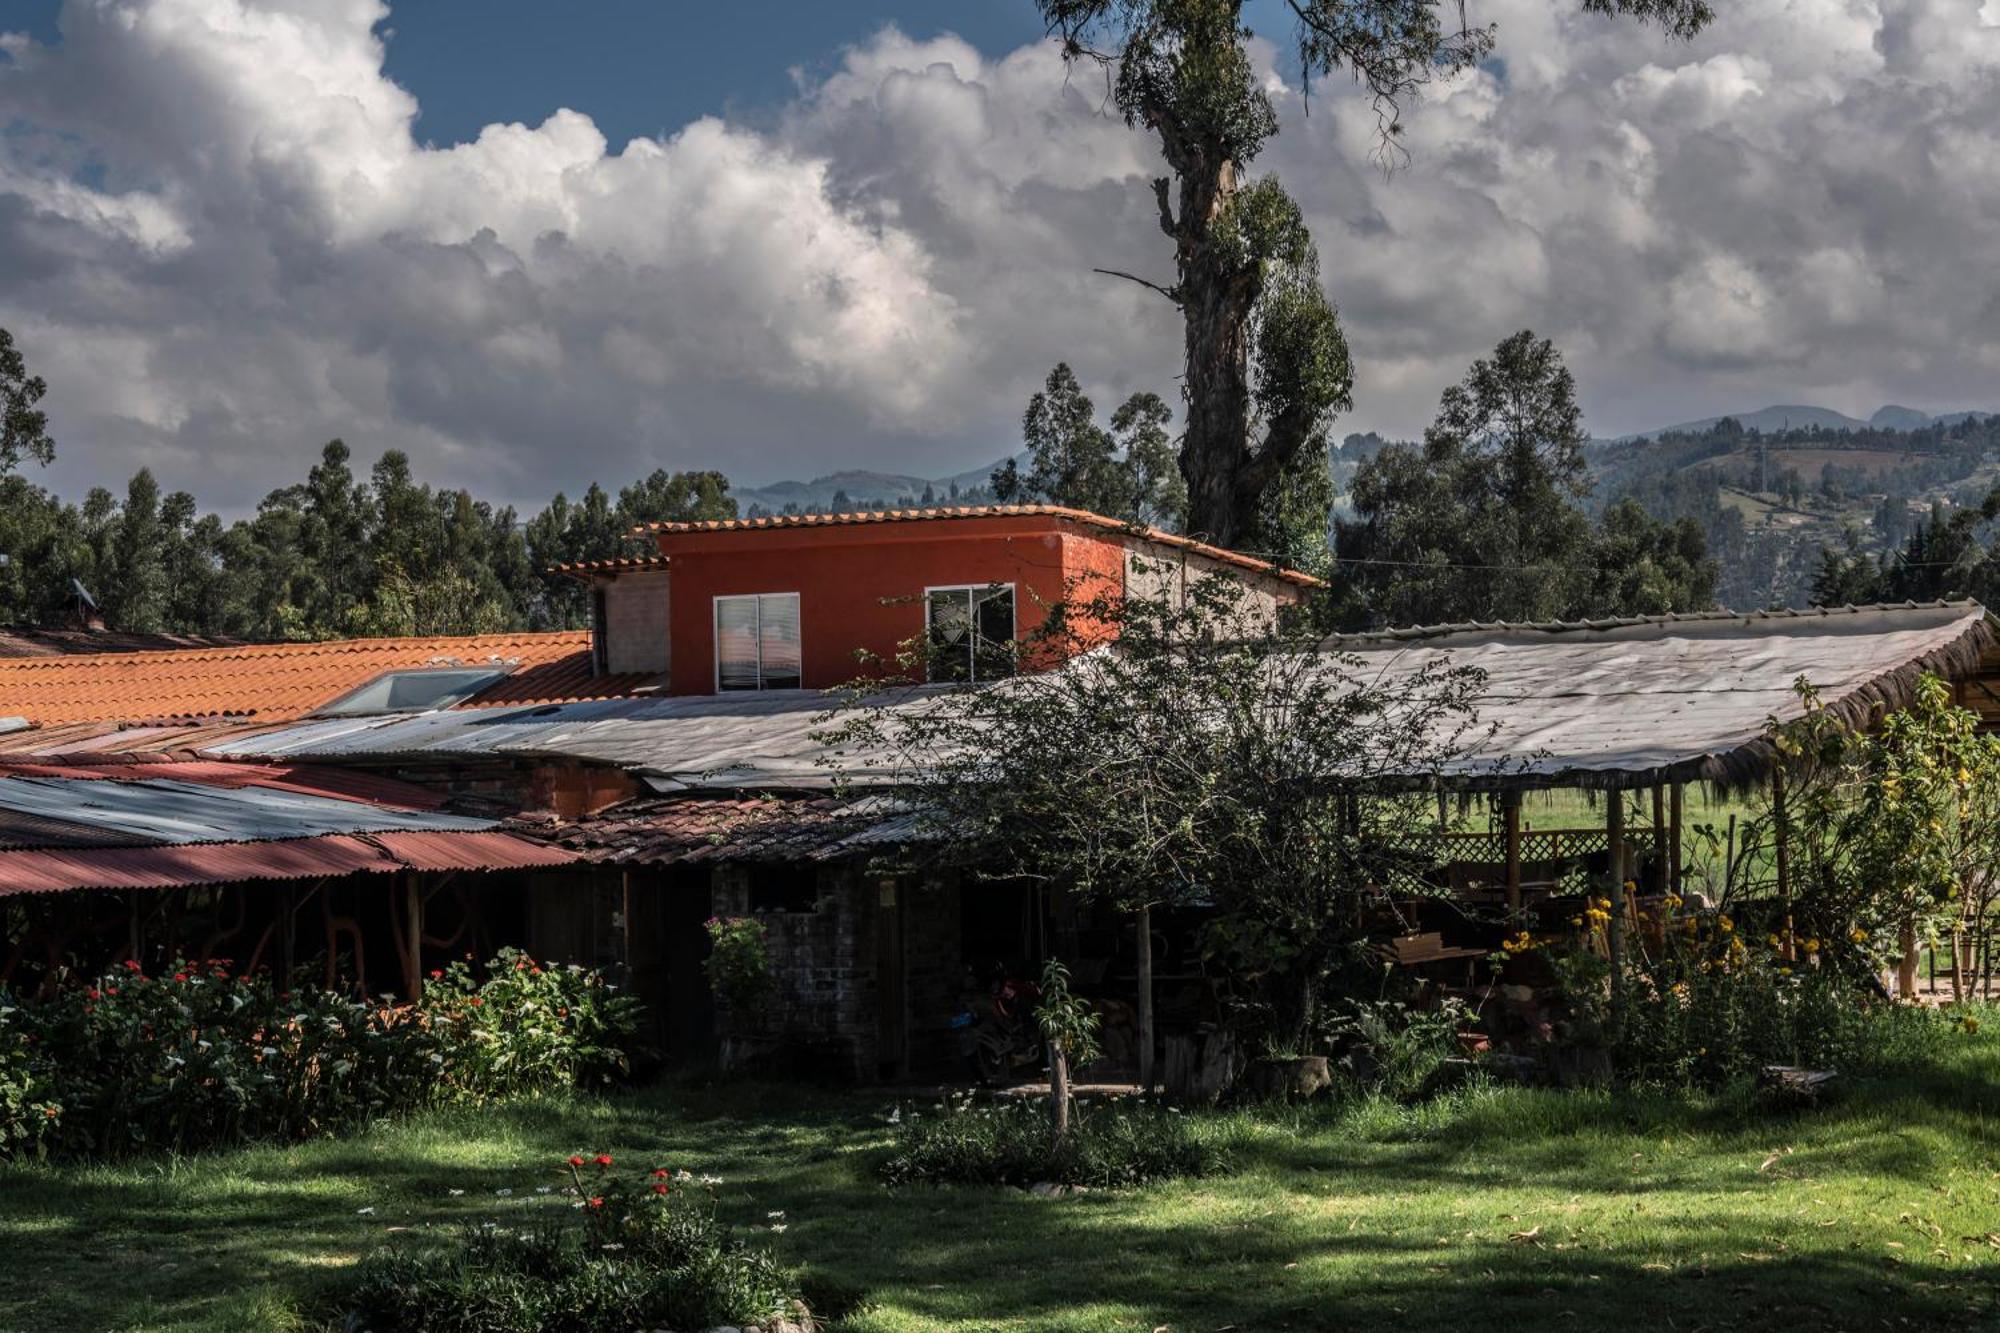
1524, 905, 1956, 1086
0, 952, 644, 1161
704, 916, 772, 1012
422, 948, 644, 1100
879, 1091, 1233, 1188
346, 1153, 808, 1333
0, 1000, 61, 1159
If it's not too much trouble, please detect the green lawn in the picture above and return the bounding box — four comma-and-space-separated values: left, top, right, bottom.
4, 1030, 1998, 1333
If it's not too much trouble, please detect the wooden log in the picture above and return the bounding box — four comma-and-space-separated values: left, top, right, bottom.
1607, 793, 1627, 1036
1162, 1030, 1239, 1106
1758, 1064, 1838, 1107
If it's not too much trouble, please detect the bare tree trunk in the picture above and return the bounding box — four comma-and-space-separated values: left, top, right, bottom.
1952, 922, 1967, 1004
1049, 1040, 1071, 1153
1898, 917, 1919, 1000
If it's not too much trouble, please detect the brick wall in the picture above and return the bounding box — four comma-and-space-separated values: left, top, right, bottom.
603, 569, 671, 674
711, 863, 880, 1080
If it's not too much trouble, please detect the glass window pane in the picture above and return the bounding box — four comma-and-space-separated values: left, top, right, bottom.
716, 596, 760, 691
758, 593, 801, 690
973, 585, 1015, 680
927, 588, 973, 682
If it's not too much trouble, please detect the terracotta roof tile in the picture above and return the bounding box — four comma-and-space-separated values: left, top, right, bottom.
549, 555, 672, 578
532, 796, 874, 865
640, 504, 1325, 588
0, 630, 657, 727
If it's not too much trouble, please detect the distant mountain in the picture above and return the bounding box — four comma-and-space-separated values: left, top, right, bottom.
1615, 403, 1996, 442
731, 454, 1026, 515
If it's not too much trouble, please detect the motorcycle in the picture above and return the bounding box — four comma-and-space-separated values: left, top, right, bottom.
956, 969, 1043, 1084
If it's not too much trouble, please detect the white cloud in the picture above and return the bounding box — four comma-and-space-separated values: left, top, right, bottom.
1, 0, 1998, 513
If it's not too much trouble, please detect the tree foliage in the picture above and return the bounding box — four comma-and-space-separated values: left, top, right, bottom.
1035, 0, 1712, 559
1332, 331, 1716, 627
991, 363, 1187, 527
823, 570, 1490, 1051
0, 328, 55, 475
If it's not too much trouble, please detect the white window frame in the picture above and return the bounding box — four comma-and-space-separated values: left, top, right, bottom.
923, 582, 1018, 683
712, 591, 803, 693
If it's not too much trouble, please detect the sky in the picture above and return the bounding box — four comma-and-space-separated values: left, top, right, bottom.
3, 0, 1999, 516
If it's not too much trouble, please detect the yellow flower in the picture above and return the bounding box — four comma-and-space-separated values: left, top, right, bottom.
1718, 915, 1735, 933
1803, 938, 1820, 954
1962, 1015, 1981, 1035
1850, 925, 1869, 944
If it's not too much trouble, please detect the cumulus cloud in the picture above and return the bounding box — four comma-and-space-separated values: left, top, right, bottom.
1, 0, 1998, 512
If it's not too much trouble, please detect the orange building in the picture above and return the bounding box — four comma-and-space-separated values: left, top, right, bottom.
560, 505, 1321, 696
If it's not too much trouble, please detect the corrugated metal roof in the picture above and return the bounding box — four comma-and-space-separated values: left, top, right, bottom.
0, 774, 492, 848
0, 830, 575, 897
208, 686, 941, 791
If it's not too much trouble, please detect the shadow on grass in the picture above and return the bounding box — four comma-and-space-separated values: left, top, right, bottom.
1, 1056, 1996, 1332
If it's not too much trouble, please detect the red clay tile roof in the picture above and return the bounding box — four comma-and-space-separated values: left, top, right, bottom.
0, 627, 246, 659
639, 504, 1325, 588
529, 796, 877, 865
549, 555, 672, 579
0, 630, 658, 727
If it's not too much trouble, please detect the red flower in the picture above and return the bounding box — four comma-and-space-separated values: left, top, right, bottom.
530, 968, 543, 976
85, 988, 100, 1001
651, 1182, 669, 1196
593, 1154, 613, 1167
468, 997, 484, 1007
122, 959, 142, 972
587, 1196, 605, 1210
649, 1168, 670, 1178
105, 988, 118, 997
567, 1155, 585, 1167
172, 972, 189, 983
42, 1106, 57, 1119
428, 969, 443, 980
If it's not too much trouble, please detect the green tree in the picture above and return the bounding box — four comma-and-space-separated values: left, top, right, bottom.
991, 363, 1187, 528
0, 328, 56, 474
1036, 0, 1710, 553
825, 572, 1487, 1057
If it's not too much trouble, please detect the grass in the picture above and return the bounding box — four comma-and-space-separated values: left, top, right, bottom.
3, 1025, 1998, 1333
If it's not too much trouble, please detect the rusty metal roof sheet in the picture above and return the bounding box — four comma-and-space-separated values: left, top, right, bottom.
0, 830, 575, 897
530, 794, 922, 865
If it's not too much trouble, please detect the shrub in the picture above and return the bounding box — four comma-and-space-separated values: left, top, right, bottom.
1325, 998, 1469, 1101
879, 1092, 1232, 1188
1530, 908, 1961, 1087
422, 948, 644, 1100
0, 952, 644, 1161
346, 1155, 807, 1333
0, 999, 60, 1159
704, 916, 772, 1012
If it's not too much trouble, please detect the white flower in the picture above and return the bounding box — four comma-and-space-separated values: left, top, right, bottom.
535, 1186, 552, 1195
196, 1040, 212, 1052
356, 1207, 375, 1216
448, 1189, 465, 1197
600, 1243, 624, 1251
495, 1188, 513, 1197
260, 1046, 279, 1058
886, 1107, 902, 1125
697, 1174, 721, 1186
766, 1210, 786, 1220
769, 1223, 788, 1233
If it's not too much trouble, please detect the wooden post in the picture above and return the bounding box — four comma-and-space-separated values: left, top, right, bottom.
279, 883, 297, 986
1607, 791, 1627, 1035
1502, 791, 1523, 914
403, 873, 425, 1001
1136, 903, 1155, 1094
1772, 770, 1794, 960
1668, 782, 1685, 896
1651, 785, 1667, 893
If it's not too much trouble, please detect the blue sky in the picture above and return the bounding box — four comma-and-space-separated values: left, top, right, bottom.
12, 1, 1049, 144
